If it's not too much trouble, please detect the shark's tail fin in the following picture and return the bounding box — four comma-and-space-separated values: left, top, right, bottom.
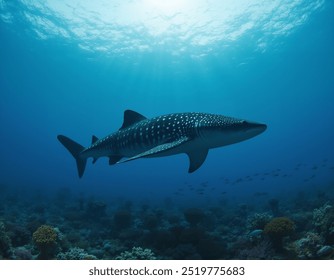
57, 135, 87, 178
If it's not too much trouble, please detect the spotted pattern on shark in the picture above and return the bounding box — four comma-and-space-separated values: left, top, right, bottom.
57, 110, 267, 177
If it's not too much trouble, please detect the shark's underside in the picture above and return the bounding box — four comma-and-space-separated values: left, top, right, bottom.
57, 110, 267, 177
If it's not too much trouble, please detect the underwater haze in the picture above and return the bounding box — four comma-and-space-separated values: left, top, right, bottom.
1, 0, 334, 260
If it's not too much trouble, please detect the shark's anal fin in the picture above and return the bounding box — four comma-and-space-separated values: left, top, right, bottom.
120, 110, 147, 130
187, 149, 209, 173
109, 155, 123, 165
118, 137, 190, 163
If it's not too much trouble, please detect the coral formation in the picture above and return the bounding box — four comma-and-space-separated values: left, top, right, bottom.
264, 217, 295, 238
313, 203, 334, 243
238, 239, 275, 260
313, 203, 332, 227
115, 247, 157, 260
6, 223, 30, 247
291, 232, 324, 259
32, 225, 58, 259
264, 217, 295, 249
0, 221, 12, 259
57, 247, 97, 260
247, 212, 273, 230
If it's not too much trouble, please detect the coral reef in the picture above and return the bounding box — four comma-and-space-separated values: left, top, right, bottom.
184, 208, 205, 227
13, 246, 33, 260
316, 245, 333, 258
32, 225, 58, 259
264, 217, 295, 249
86, 201, 107, 219
313, 203, 334, 243
57, 247, 97, 260
247, 212, 273, 230
290, 232, 324, 259
0, 174, 334, 260
115, 247, 157, 260
264, 217, 295, 238
238, 239, 275, 260
313, 203, 333, 228
0, 221, 12, 259
113, 210, 132, 229
142, 213, 159, 230
6, 222, 30, 247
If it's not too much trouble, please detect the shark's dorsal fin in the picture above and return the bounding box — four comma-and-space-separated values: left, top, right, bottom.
120, 110, 147, 130
187, 149, 209, 173
92, 135, 99, 144
118, 137, 190, 163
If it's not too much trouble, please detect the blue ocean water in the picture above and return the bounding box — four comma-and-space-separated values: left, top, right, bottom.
1, 0, 334, 260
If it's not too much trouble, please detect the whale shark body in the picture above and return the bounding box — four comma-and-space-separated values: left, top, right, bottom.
57, 110, 267, 178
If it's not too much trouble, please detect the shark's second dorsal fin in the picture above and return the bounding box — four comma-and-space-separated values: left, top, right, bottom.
120, 110, 147, 130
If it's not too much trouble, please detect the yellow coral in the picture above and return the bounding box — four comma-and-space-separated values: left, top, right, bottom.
33, 225, 57, 245
264, 217, 295, 238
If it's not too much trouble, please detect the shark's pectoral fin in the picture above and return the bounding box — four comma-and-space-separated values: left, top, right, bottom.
186, 149, 209, 173
109, 155, 123, 165
118, 137, 190, 164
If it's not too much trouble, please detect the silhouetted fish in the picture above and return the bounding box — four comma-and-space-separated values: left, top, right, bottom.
58, 110, 267, 177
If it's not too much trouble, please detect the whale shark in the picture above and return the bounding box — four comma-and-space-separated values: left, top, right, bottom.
57, 110, 267, 177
